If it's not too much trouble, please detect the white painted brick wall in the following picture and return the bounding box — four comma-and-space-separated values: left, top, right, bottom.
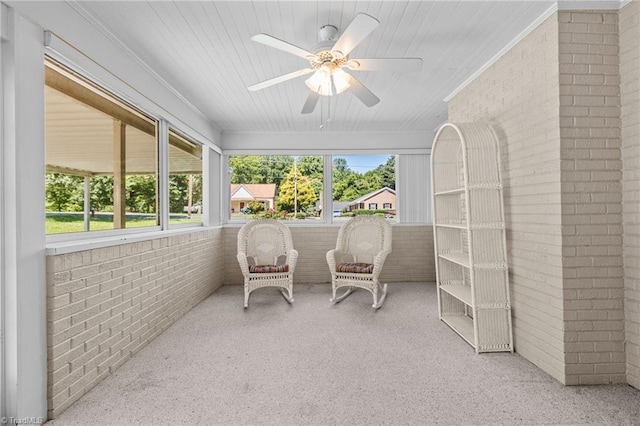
449, 9, 635, 388
46, 228, 224, 418
223, 224, 435, 286
449, 16, 566, 383
558, 10, 625, 386
620, 0, 640, 390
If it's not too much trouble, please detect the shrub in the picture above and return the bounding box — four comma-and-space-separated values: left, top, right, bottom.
259, 208, 278, 219
354, 209, 394, 216
295, 212, 307, 219
248, 201, 265, 214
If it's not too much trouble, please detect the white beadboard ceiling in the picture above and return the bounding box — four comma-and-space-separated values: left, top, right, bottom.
63, 1, 558, 133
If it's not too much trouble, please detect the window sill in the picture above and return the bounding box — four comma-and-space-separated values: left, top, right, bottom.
46, 225, 222, 255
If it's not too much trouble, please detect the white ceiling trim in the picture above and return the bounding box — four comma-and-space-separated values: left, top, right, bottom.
222, 130, 433, 153
444, 0, 627, 103
557, 0, 628, 10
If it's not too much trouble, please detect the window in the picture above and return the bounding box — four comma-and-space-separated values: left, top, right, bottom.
332, 155, 396, 221
168, 129, 203, 226
383, 203, 392, 209
228, 155, 323, 221
45, 60, 158, 234
226, 154, 396, 223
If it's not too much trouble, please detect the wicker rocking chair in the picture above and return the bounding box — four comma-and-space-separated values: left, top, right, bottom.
326, 215, 392, 309
237, 219, 298, 308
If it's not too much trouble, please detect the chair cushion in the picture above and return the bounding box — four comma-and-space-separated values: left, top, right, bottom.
249, 264, 289, 273
336, 262, 374, 274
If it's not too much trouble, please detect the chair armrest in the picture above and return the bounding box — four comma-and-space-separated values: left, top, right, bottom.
372, 250, 391, 277
236, 252, 250, 276
326, 249, 337, 271
287, 249, 299, 272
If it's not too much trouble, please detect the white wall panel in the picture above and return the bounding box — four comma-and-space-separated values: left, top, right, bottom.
397, 154, 431, 223
1, 5, 47, 420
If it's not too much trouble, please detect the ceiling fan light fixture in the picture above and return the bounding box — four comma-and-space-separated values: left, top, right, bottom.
305, 65, 333, 96
332, 67, 351, 94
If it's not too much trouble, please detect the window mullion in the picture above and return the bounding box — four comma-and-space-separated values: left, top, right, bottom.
323, 155, 333, 224
158, 119, 169, 230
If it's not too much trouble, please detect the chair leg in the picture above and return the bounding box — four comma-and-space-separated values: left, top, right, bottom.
244, 285, 250, 309
372, 283, 388, 309
331, 286, 354, 304
279, 287, 294, 304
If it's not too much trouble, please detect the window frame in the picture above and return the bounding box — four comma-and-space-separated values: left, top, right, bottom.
167, 127, 205, 229
223, 153, 400, 225
44, 58, 213, 244
45, 59, 162, 238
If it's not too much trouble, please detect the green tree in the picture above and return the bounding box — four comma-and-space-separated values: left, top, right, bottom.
90, 176, 114, 211
331, 156, 395, 201
169, 174, 189, 213
169, 174, 203, 213
258, 156, 293, 191
277, 163, 317, 213
126, 175, 156, 213
229, 156, 294, 194
191, 174, 203, 210
297, 156, 323, 197
229, 155, 263, 184
373, 155, 396, 189
332, 157, 354, 201
45, 173, 83, 211
337, 173, 377, 201
333, 157, 349, 175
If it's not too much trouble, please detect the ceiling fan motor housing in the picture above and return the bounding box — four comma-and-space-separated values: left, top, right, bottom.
318, 24, 338, 41
311, 24, 347, 68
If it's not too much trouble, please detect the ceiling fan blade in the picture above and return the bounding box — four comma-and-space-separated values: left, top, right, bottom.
251, 34, 317, 61
331, 13, 379, 57
346, 58, 423, 72
301, 91, 320, 114
248, 68, 314, 91
348, 75, 380, 107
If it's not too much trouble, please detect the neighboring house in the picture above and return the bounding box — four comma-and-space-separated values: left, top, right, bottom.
230, 183, 276, 213
348, 187, 396, 211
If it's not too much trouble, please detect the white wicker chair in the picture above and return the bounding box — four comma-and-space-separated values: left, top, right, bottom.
326, 215, 392, 309
237, 219, 298, 308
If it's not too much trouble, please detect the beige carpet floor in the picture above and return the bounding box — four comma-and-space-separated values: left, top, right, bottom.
47, 282, 640, 425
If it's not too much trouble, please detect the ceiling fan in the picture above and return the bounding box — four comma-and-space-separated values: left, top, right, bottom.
247, 13, 423, 114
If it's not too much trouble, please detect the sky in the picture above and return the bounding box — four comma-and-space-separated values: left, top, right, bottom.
338, 155, 391, 173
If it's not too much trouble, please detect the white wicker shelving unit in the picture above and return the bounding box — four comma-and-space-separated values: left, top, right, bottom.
431, 123, 513, 353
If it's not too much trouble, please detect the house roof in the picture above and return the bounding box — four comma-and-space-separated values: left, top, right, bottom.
350, 187, 396, 204
230, 184, 276, 200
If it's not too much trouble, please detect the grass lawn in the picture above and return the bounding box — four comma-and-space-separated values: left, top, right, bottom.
46, 212, 202, 235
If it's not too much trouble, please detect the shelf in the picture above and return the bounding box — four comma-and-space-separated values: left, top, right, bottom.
440, 284, 472, 306
435, 223, 466, 229
434, 188, 464, 196
432, 123, 513, 353
441, 315, 475, 347
438, 252, 470, 268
